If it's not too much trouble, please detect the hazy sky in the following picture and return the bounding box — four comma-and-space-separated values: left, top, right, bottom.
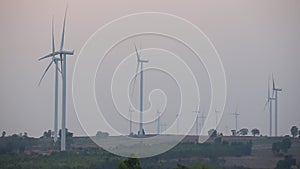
0, 0, 299, 137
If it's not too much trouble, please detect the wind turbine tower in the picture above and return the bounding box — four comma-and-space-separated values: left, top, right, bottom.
40, 7, 74, 151
129, 107, 134, 135
231, 106, 240, 132
265, 77, 275, 136
193, 106, 200, 136
215, 109, 220, 128
199, 109, 206, 134
272, 75, 282, 137
38, 18, 61, 143
133, 45, 148, 136
176, 113, 179, 135
157, 110, 161, 135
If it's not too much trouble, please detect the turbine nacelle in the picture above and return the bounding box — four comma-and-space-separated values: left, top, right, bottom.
138, 59, 148, 63
39, 50, 74, 61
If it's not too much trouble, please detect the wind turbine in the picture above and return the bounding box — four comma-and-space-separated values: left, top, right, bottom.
176, 113, 179, 135
157, 110, 161, 135
272, 75, 282, 137
132, 44, 148, 136
199, 108, 206, 135
129, 107, 134, 135
215, 108, 220, 128
161, 123, 167, 134
264, 77, 275, 136
231, 106, 240, 132
193, 106, 200, 136
39, 7, 74, 151
38, 17, 61, 143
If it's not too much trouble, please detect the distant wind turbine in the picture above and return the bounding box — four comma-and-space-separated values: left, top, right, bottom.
215, 108, 220, 128
231, 106, 240, 132
131, 44, 148, 136
39, 6, 74, 151
176, 113, 179, 135
129, 106, 134, 135
272, 75, 282, 137
264, 76, 275, 136
199, 108, 206, 134
157, 110, 161, 135
193, 106, 200, 136
38, 17, 61, 143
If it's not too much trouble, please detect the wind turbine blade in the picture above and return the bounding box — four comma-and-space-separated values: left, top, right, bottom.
264, 99, 269, 110
38, 61, 54, 86
272, 74, 275, 97
134, 44, 140, 61
39, 53, 53, 61
60, 5, 68, 51
139, 44, 142, 56
52, 17, 55, 53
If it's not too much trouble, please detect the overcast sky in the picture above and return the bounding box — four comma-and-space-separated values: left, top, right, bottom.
0, 0, 299, 137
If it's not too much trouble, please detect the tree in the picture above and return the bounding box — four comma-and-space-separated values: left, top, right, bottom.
290, 126, 298, 138
231, 130, 237, 136
59, 128, 73, 138
208, 129, 217, 137
96, 131, 109, 138
251, 128, 260, 136
239, 128, 248, 136
43, 130, 51, 138
272, 137, 292, 155
281, 137, 292, 153
1, 131, 6, 137
118, 158, 142, 169
275, 155, 296, 169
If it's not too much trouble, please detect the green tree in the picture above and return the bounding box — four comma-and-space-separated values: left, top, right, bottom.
59, 128, 73, 138
174, 163, 190, 169
290, 126, 298, 137
96, 131, 109, 138
208, 129, 217, 137
118, 158, 142, 169
272, 137, 292, 155
251, 128, 260, 136
281, 137, 292, 153
1, 131, 6, 137
275, 155, 296, 169
239, 128, 248, 136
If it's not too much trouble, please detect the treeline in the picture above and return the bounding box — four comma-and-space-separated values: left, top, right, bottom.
0, 134, 36, 154
158, 137, 252, 160
0, 136, 253, 169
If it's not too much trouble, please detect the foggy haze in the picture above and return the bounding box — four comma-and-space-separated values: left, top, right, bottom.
0, 0, 299, 137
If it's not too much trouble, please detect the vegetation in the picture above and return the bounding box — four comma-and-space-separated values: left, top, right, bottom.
290, 126, 298, 138
239, 128, 248, 136
0, 134, 255, 169
251, 128, 259, 136
208, 129, 217, 137
1, 129, 299, 169
272, 137, 292, 156
118, 158, 142, 169
0, 134, 35, 154
1, 131, 6, 138
96, 131, 109, 138
275, 155, 296, 169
